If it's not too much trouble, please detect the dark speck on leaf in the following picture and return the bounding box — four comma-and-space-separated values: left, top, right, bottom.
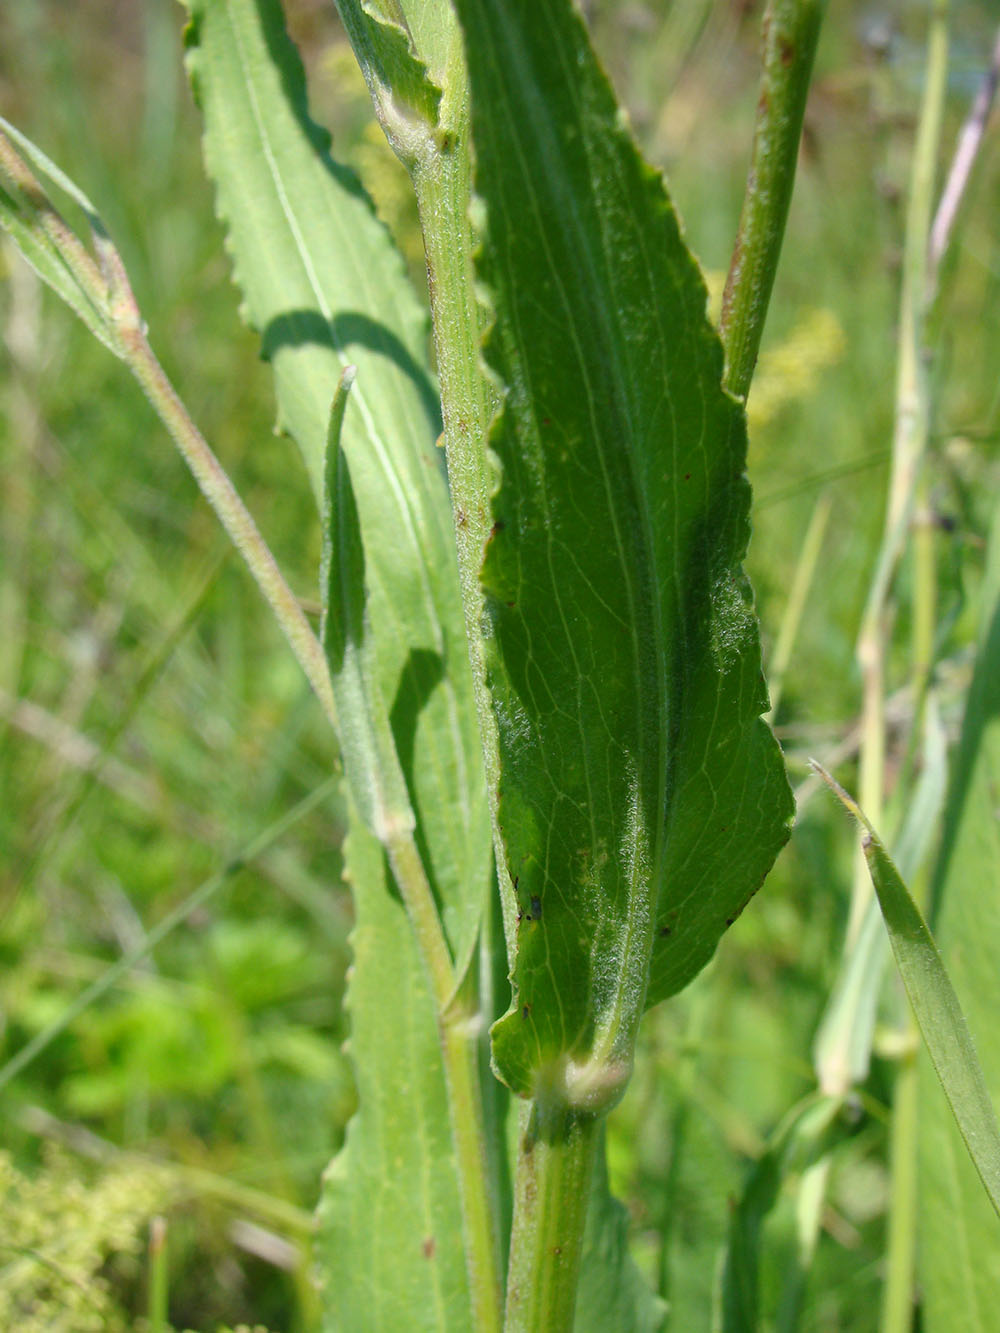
684, 472, 691, 480
491, 519, 506, 537
522, 1003, 532, 1019
659, 925, 671, 937
422, 1237, 436, 1259
725, 917, 734, 927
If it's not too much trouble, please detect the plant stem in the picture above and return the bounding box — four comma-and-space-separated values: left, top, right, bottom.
409, 66, 513, 935
147, 1216, 169, 1333
0, 124, 340, 737
765, 489, 832, 721
928, 24, 1000, 292
850, 0, 949, 946
384, 825, 504, 1332
504, 1097, 601, 1333
120, 323, 339, 734
721, 0, 827, 400
324, 22, 507, 1324
860, 5, 949, 1325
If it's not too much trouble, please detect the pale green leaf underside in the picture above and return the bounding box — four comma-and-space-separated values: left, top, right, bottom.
183, 8, 492, 1324
919, 509, 1000, 1328
456, 0, 793, 1096
315, 815, 471, 1332
183, 0, 489, 967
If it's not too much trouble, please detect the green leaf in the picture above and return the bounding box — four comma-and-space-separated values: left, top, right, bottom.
182, 0, 490, 968
0, 117, 119, 352
813, 698, 948, 1096
576, 1139, 667, 1333
919, 511, 1000, 1328
455, 0, 793, 1101
814, 766, 1000, 1225
183, 7, 495, 1323
332, 0, 446, 166
315, 814, 471, 1332
321, 368, 414, 844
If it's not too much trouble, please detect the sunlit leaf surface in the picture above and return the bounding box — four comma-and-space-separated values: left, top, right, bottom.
455, 0, 793, 1100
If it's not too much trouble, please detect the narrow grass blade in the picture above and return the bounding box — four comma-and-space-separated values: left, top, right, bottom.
814, 696, 947, 1095
814, 763, 1000, 1221
918, 509, 1000, 1326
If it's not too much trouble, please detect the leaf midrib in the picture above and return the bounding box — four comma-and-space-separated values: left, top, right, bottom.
483, 5, 670, 1043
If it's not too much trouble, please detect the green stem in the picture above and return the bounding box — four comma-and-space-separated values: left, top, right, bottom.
504, 1097, 601, 1333
147, 1216, 169, 1333
765, 489, 832, 721
721, 0, 827, 400
850, 0, 949, 945
409, 73, 513, 936
859, 9, 949, 1322
120, 324, 339, 734
881, 1019, 921, 1333
315, 19, 507, 1325
404, 56, 517, 1333
385, 828, 504, 1333
0, 126, 338, 734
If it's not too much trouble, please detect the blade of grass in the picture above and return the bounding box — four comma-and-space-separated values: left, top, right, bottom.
812, 762, 1000, 1221
765, 490, 832, 721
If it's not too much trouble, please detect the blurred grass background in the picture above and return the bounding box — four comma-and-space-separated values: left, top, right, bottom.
1, 1, 998, 1328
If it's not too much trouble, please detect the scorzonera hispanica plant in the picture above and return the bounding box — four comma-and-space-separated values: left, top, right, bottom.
3, 2, 1000, 1330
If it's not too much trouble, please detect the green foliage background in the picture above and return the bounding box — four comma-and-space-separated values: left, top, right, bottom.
1, 1, 998, 1329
